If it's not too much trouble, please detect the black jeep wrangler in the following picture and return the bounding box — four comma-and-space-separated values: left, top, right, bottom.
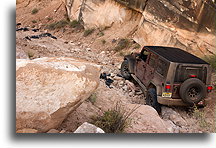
121, 46, 213, 112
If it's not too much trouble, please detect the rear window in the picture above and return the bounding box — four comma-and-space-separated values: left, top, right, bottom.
156, 58, 169, 77
149, 53, 157, 67
174, 65, 207, 83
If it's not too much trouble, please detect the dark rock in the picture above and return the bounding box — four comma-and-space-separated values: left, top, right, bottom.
116, 73, 123, 77
30, 35, 40, 39
16, 27, 29, 31
32, 29, 39, 32
51, 35, 57, 39
16, 28, 23, 31
100, 72, 114, 88
105, 78, 114, 87
16, 23, 21, 26
24, 36, 31, 41
112, 39, 117, 43
23, 27, 29, 31
100, 72, 107, 80
38, 33, 52, 37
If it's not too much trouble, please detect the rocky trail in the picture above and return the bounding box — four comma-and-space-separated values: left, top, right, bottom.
16, 24, 215, 133
16, 0, 215, 133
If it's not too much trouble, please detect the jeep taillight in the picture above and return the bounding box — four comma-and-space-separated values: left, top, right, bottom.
165, 84, 171, 92
189, 74, 197, 78
207, 85, 213, 92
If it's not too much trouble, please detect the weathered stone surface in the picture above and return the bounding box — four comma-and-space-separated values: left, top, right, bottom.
47, 129, 59, 133
65, 0, 215, 56
74, 122, 105, 133
125, 104, 169, 133
161, 106, 188, 127
16, 57, 101, 132
66, 0, 141, 28
16, 47, 29, 59
16, 128, 38, 133
116, 0, 216, 33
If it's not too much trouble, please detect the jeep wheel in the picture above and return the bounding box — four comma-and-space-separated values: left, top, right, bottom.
146, 88, 161, 113
120, 60, 131, 79
179, 78, 206, 105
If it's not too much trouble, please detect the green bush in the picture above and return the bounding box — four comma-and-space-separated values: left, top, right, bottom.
97, 31, 104, 37
202, 55, 216, 72
27, 50, 35, 59
133, 43, 141, 49
83, 28, 95, 37
69, 20, 79, 28
31, 8, 39, 14
192, 106, 210, 130
91, 102, 139, 133
46, 20, 69, 30
114, 38, 130, 52
119, 51, 130, 57
46, 17, 53, 21
31, 20, 37, 23
101, 39, 106, 44
88, 93, 97, 105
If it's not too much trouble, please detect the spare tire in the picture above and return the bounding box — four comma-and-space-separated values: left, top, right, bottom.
179, 78, 206, 105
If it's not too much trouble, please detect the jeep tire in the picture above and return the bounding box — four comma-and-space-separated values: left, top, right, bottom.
120, 60, 131, 80
179, 78, 206, 105
146, 88, 161, 113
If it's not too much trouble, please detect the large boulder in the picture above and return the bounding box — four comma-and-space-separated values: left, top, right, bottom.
125, 104, 169, 133
16, 57, 101, 133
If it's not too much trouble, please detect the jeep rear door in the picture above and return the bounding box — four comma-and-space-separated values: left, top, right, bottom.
174, 64, 208, 83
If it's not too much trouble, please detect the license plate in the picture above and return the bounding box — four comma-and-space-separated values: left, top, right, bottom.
162, 92, 172, 97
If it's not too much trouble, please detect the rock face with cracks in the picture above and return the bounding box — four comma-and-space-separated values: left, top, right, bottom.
16, 57, 101, 132
65, 0, 215, 56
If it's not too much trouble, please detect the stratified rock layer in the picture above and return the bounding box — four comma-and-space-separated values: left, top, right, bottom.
65, 0, 215, 56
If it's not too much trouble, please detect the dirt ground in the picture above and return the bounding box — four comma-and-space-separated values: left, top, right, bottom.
16, 0, 215, 133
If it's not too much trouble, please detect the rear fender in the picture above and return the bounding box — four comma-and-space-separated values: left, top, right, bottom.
148, 82, 162, 95
124, 55, 136, 74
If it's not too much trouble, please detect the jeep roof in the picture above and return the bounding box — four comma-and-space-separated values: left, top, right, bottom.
144, 46, 209, 64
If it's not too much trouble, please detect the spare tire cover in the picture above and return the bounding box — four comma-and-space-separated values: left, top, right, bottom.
179, 78, 206, 105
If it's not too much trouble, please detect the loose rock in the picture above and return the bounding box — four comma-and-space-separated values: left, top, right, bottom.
74, 122, 105, 133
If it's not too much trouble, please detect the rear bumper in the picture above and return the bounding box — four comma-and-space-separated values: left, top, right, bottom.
157, 96, 211, 106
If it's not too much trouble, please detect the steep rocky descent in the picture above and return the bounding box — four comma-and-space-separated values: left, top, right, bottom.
16, 57, 101, 133
16, 0, 215, 133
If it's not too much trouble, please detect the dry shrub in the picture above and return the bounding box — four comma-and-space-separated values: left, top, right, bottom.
91, 102, 140, 133
31, 8, 39, 14
202, 55, 216, 72
83, 28, 95, 37
114, 38, 130, 52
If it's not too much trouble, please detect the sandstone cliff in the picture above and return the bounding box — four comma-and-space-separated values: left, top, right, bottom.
65, 0, 216, 56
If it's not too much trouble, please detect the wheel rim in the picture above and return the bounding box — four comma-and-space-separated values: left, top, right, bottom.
122, 64, 129, 76
187, 87, 200, 101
